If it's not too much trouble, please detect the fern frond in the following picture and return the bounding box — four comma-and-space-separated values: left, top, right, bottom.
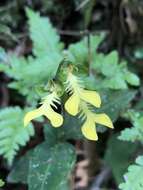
119, 156, 143, 190
0, 107, 34, 164
26, 8, 63, 57
0, 9, 64, 104
119, 110, 143, 143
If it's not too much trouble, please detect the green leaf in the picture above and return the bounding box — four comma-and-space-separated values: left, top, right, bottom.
7, 151, 33, 184
44, 113, 83, 141
0, 107, 34, 164
8, 126, 77, 188
28, 142, 76, 190
105, 134, 139, 184
0, 179, 4, 187
91, 51, 140, 89
26, 8, 63, 57
6, 54, 62, 96
61, 113, 83, 139
102, 74, 128, 89
1, 9, 64, 104
98, 89, 136, 121
119, 110, 143, 143
124, 71, 140, 86
0, 8, 63, 105
100, 51, 118, 76
68, 35, 103, 67
119, 156, 143, 190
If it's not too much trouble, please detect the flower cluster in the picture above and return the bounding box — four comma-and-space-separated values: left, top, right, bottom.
64, 71, 113, 140
24, 70, 113, 141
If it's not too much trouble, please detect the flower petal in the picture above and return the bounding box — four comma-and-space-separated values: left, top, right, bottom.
81, 119, 98, 141
81, 90, 101, 108
24, 108, 43, 126
94, 113, 113, 128
44, 107, 63, 127
64, 94, 80, 116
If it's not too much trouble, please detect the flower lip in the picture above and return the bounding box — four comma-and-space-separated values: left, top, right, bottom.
81, 112, 114, 141
24, 91, 63, 128
81, 118, 98, 141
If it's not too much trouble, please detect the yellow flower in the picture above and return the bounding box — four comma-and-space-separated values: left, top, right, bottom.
65, 72, 101, 116
81, 104, 113, 140
64, 71, 114, 141
24, 92, 63, 127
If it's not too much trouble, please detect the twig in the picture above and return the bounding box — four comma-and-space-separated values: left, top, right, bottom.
1, 84, 9, 107
76, 0, 91, 11
58, 29, 101, 36
90, 166, 111, 190
26, 0, 33, 6
87, 32, 93, 76
58, 29, 89, 36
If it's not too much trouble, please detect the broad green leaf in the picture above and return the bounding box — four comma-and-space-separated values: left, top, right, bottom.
7, 151, 33, 184
8, 141, 76, 190
98, 89, 136, 121
44, 113, 83, 141
28, 142, 76, 190
119, 156, 143, 190
62, 113, 83, 139
105, 134, 139, 184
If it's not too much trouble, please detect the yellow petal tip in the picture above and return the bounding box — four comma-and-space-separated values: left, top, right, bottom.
23, 108, 42, 127
44, 107, 64, 128
81, 90, 101, 108
64, 94, 79, 116
24, 114, 30, 127
94, 113, 114, 129
81, 119, 98, 141
51, 115, 64, 127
